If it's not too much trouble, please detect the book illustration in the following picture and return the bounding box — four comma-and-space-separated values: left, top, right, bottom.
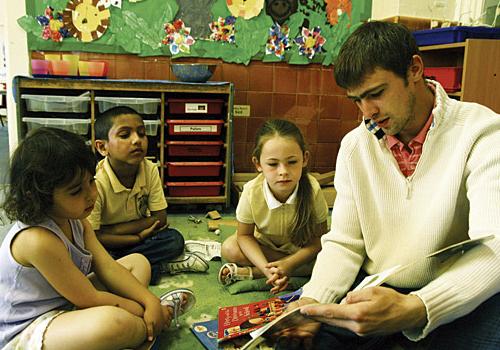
353, 234, 494, 291
217, 297, 286, 343
191, 319, 253, 350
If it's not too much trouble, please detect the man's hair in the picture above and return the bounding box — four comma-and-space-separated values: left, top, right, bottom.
94, 106, 143, 140
334, 21, 420, 89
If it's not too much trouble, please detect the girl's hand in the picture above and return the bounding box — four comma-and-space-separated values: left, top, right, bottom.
143, 299, 166, 341
266, 260, 292, 277
268, 273, 289, 294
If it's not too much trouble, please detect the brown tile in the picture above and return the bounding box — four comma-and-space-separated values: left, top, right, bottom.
234, 91, 248, 105
319, 95, 343, 119
248, 65, 273, 92
247, 92, 272, 118
296, 95, 319, 120
272, 93, 296, 118
315, 143, 340, 168
340, 96, 360, 121
292, 116, 318, 144
233, 117, 247, 141
274, 66, 297, 93
321, 67, 345, 95
222, 63, 249, 91
340, 120, 361, 138
233, 142, 248, 171
246, 117, 266, 142
315, 166, 336, 173
144, 58, 169, 80
115, 56, 144, 79
317, 119, 343, 143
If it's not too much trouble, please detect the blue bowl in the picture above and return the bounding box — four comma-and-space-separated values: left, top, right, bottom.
170, 63, 216, 83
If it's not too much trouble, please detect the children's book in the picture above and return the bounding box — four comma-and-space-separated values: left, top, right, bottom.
191, 319, 251, 350
240, 234, 495, 350
216, 289, 302, 343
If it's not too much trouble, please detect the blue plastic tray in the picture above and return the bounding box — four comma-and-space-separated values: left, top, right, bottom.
413, 26, 500, 46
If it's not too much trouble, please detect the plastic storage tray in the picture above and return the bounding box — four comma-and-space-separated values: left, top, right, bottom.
22, 94, 90, 113
166, 119, 224, 136
166, 181, 224, 197
166, 140, 223, 157
95, 96, 161, 114
166, 161, 223, 177
143, 120, 160, 136
22, 117, 91, 135
413, 26, 500, 46
167, 98, 224, 115
424, 67, 463, 92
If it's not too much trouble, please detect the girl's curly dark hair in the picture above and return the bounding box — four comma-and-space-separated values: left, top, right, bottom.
1, 127, 96, 225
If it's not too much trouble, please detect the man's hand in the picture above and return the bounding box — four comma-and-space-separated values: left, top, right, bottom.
300, 286, 427, 336
137, 220, 160, 241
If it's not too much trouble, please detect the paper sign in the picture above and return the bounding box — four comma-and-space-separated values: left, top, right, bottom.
234, 104, 251, 117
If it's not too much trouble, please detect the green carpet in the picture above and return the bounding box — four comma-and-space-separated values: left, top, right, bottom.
150, 211, 274, 349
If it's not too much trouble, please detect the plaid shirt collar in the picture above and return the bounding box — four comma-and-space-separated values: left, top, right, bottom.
364, 81, 437, 140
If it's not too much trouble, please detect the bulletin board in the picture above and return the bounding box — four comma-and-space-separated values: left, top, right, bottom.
19, 0, 370, 65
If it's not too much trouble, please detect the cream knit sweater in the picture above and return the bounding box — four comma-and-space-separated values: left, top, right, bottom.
302, 82, 500, 340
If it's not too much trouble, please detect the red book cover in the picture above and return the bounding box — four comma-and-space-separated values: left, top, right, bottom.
217, 297, 286, 343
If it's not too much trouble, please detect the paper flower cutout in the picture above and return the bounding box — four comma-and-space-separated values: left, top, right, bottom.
209, 16, 236, 44
294, 26, 326, 60
36, 6, 70, 42
162, 19, 196, 55
266, 23, 290, 59
325, 0, 352, 26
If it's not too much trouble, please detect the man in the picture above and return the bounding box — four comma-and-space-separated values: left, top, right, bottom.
280, 21, 500, 349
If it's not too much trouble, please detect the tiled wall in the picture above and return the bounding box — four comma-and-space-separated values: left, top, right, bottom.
32, 52, 361, 173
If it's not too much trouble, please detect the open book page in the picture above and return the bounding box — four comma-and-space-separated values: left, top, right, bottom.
353, 234, 495, 291
241, 234, 495, 349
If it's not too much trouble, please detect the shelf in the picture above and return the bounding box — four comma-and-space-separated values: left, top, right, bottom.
419, 41, 466, 51
447, 91, 462, 97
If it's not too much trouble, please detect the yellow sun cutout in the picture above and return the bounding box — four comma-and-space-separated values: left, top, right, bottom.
63, 0, 110, 42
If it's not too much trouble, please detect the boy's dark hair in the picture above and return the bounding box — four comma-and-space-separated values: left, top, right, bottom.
1, 127, 96, 225
253, 119, 316, 247
94, 106, 142, 140
334, 21, 420, 89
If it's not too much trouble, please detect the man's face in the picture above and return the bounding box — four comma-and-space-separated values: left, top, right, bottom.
347, 67, 418, 139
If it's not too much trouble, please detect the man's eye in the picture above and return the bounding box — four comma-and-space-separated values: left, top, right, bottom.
369, 90, 383, 98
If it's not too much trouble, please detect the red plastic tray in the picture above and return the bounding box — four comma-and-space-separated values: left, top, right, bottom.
166, 119, 224, 135
166, 140, 223, 157
166, 161, 223, 177
168, 98, 224, 115
166, 181, 224, 197
424, 67, 463, 92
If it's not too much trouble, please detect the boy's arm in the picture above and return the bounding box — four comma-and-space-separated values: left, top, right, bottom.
96, 209, 167, 249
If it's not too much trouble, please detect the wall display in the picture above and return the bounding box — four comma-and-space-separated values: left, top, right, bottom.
36, 6, 70, 42
20, 0, 367, 65
63, 0, 111, 42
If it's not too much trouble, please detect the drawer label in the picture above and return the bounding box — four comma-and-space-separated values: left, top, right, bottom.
185, 103, 208, 113
174, 125, 217, 133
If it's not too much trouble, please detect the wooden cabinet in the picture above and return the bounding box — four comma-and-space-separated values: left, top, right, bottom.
420, 39, 500, 112
15, 77, 234, 208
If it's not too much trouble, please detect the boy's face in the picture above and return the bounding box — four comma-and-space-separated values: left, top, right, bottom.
97, 113, 148, 167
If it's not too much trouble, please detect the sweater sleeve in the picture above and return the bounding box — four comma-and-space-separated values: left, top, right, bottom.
302, 134, 367, 303
404, 113, 500, 341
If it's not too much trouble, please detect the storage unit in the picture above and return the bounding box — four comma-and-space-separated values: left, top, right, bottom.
423, 67, 463, 92
413, 26, 500, 46
419, 39, 500, 112
15, 77, 234, 207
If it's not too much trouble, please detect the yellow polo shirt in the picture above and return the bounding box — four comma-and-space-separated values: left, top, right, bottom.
236, 173, 328, 254
88, 158, 167, 230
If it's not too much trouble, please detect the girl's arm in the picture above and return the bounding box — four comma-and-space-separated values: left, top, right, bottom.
236, 221, 274, 279
11, 226, 144, 316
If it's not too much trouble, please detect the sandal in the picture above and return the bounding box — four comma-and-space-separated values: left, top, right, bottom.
160, 288, 196, 328
217, 262, 253, 286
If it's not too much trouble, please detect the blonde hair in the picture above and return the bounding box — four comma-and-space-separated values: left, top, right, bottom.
253, 119, 316, 247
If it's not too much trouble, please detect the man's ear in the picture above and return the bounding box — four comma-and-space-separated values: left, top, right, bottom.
252, 156, 262, 172
408, 54, 425, 84
95, 139, 108, 157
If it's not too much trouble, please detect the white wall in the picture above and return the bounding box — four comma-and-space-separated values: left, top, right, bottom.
372, 0, 490, 25
1, 0, 29, 152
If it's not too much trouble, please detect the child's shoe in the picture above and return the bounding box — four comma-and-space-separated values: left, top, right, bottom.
184, 240, 221, 261
160, 288, 196, 328
161, 252, 209, 274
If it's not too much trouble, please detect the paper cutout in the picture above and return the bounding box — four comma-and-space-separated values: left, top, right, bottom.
209, 16, 236, 44
176, 0, 216, 38
36, 6, 70, 42
111, 0, 122, 8
97, 0, 111, 8
265, 22, 290, 59
325, 0, 352, 26
226, 0, 264, 20
294, 26, 326, 59
162, 19, 196, 55
265, 0, 298, 24
63, 0, 111, 42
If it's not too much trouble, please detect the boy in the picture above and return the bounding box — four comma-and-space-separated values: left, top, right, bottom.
89, 106, 209, 284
